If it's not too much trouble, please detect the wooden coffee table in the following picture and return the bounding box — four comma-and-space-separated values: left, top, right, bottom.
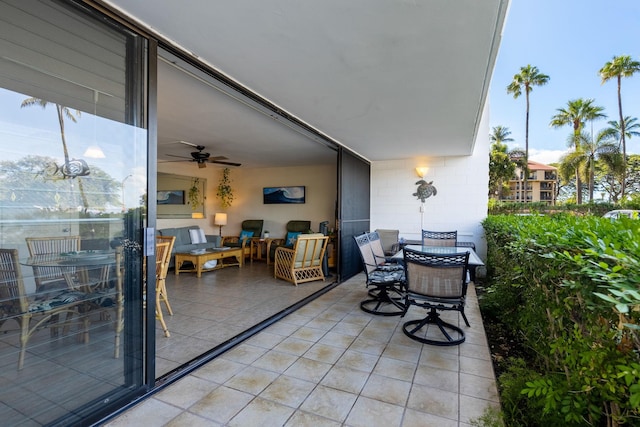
174, 247, 243, 277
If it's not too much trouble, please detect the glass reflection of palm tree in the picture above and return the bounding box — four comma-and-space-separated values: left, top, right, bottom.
21, 98, 89, 210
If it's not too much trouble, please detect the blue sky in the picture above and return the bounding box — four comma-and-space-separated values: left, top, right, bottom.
490, 0, 640, 164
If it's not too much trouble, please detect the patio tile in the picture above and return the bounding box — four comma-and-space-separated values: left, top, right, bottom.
224, 366, 280, 395
344, 396, 404, 427
188, 386, 254, 424
299, 385, 357, 422
227, 397, 294, 427
251, 349, 299, 373
284, 357, 333, 383
154, 376, 218, 409
259, 375, 316, 408
321, 366, 370, 394
284, 411, 341, 427
360, 373, 411, 406
407, 384, 458, 420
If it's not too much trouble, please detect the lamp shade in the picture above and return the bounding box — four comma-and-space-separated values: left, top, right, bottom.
415, 167, 428, 178
214, 213, 227, 226
191, 212, 204, 219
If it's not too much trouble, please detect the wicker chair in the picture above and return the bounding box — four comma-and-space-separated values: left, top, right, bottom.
144, 241, 172, 337
273, 233, 328, 286
401, 247, 470, 346
354, 233, 405, 316
155, 235, 175, 316
267, 220, 311, 265
0, 248, 91, 370
421, 230, 457, 247
25, 235, 81, 294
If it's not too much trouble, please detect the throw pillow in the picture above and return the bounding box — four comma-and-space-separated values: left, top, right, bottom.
239, 230, 254, 240
189, 228, 206, 244
286, 231, 300, 246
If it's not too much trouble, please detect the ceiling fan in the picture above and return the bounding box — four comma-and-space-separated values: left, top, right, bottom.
164, 141, 241, 168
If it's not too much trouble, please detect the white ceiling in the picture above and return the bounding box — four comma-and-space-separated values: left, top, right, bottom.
104, 0, 509, 168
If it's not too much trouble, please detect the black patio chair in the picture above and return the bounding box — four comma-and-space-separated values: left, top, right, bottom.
354, 233, 405, 316
401, 247, 470, 345
421, 230, 457, 247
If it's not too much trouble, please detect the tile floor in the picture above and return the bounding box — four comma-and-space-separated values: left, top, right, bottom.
105, 273, 500, 426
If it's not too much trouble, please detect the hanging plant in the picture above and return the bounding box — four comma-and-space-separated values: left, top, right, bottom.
188, 177, 202, 210
217, 167, 234, 208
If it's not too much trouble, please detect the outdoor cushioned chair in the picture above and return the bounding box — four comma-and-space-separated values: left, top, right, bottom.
401, 247, 470, 346
0, 248, 91, 370
273, 233, 328, 285
374, 229, 400, 255
222, 219, 263, 259
421, 230, 457, 247
267, 220, 311, 265
354, 233, 405, 316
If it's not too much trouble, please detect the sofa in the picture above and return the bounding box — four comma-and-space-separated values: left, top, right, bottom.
157, 225, 221, 267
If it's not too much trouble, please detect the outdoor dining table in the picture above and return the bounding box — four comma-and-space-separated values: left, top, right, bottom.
392, 244, 485, 281
22, 250, 116, 292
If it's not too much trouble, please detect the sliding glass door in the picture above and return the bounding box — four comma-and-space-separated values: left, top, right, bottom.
0, 1, 148, 424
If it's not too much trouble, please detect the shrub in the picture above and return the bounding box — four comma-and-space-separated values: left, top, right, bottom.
482, 214, 640, 426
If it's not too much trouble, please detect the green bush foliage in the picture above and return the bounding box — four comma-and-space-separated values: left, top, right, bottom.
482, 214, 640, 426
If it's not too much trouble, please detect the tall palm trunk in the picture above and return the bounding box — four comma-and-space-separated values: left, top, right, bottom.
524, 92, 529, 203
55, 105, 89, 211
617, 75, 626, 198
573, 121, 583, 204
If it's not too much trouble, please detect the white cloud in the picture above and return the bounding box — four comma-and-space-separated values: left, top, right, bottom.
528, 148, 568, 165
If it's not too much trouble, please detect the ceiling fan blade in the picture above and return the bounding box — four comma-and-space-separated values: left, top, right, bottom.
210, 160, 242, 167
176, 140, 201, 149
165, 154, 192, 159
209, 155, 229, 161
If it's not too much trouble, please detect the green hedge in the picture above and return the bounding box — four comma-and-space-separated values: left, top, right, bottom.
482, 214, 640, 426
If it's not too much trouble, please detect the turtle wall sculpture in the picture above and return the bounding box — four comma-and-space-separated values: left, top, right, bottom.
413, 180, 437, 202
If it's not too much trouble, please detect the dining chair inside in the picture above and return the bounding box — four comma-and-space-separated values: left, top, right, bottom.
402, 247, 470, 346
145, 241, 172, 337
421, 230, 457, 247
25, 235, 81, 294
0, 248, 90, 370
155, 235, 175, 316
354, 233, 405, 316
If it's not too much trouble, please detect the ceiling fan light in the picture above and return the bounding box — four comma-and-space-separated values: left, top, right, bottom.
198, 161, 206, 168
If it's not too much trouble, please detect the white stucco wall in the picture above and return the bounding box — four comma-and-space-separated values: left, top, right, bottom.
370, 103, 490, 258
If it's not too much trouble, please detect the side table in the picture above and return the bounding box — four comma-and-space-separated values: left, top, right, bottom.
250, 238, 268, 263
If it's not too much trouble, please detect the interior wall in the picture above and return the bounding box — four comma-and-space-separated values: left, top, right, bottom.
370, 102, 490, 258
157, 162, 337, 237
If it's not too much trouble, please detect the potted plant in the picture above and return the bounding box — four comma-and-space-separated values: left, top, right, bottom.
188, 177, 202, 210
216, 167, 234, 208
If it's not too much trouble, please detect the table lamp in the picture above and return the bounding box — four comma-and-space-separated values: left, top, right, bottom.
214, 213, 227, 236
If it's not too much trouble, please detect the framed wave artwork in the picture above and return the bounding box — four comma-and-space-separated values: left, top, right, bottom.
263, 186, 306, 204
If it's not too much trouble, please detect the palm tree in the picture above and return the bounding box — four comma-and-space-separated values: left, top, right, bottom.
550, 98, 606, 204
489, 125, 514, 145
20, 98, 89, 210
507, 65, 549, 202
561, 130, 619, 202
606, 116, 640, 147
21, 98, 79, 170
599, 55, 640, 197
